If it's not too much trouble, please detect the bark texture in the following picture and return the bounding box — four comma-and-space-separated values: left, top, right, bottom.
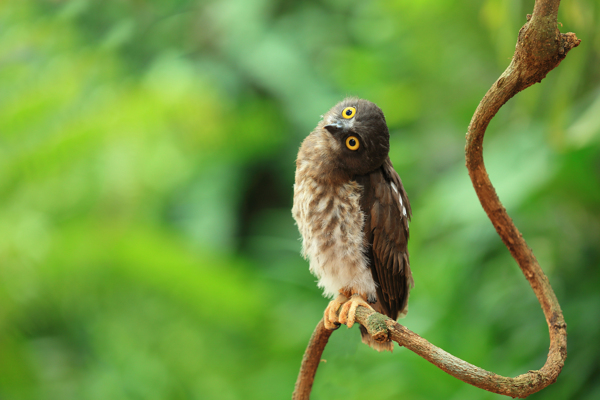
292, 320, 333, 400
293, 0, 579, 397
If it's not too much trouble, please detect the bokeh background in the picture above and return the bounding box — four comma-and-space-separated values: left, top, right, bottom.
1, 0, 599, 399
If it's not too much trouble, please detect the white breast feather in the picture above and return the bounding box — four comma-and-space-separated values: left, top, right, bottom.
292, 179, 377, 299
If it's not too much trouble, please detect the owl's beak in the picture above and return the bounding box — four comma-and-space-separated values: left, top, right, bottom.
324, 122, 344, 135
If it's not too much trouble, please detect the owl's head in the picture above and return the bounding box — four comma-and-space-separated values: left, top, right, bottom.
319, 98, 390, 176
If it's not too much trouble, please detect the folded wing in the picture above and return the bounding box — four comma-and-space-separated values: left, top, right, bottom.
356, 157, 413, 319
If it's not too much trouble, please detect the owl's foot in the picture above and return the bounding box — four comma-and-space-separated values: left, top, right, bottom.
339, 294, 373, 329
323, 294, 349, 330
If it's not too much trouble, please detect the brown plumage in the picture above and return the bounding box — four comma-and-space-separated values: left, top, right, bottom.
292, 97, 413, 351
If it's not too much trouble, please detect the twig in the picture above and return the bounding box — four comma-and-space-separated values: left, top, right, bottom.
293, 0, 580, 397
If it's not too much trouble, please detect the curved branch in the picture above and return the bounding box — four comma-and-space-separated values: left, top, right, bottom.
354, 307, 562, 398
293, 0, 579, 398
293, 319, 333, 400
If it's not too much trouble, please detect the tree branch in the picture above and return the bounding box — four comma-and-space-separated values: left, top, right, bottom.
293, 0, 579, 397
292, 320, 333, 400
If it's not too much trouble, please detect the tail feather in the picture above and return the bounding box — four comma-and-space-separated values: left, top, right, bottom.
359, 325, 394, 352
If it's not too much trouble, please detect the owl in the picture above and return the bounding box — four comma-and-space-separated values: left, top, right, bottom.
292, 98, 413, 352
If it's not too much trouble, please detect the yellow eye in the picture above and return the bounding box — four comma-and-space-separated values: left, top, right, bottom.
346, 136, 360, 151
342, 107, 356, 119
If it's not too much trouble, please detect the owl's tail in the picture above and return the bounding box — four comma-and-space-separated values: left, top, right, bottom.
359, 325, 394, 352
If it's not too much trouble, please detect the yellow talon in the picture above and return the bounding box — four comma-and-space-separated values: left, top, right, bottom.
323, 294, 349, 330
338, 294, 373, 328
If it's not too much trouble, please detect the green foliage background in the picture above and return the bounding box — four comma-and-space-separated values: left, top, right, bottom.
1, 0, 599, 399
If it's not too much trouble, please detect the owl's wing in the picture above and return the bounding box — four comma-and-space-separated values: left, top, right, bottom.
357, 157, 414, 320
